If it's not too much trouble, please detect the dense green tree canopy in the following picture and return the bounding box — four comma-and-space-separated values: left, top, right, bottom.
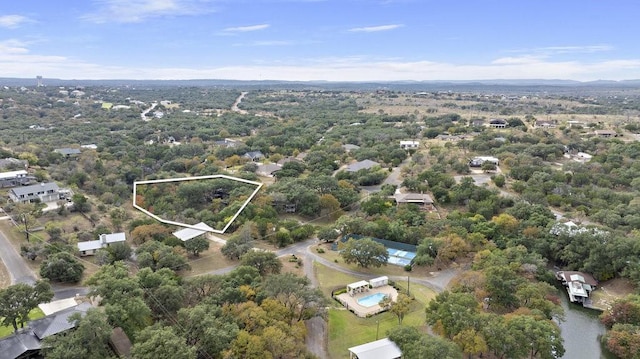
340, 237, 389, 268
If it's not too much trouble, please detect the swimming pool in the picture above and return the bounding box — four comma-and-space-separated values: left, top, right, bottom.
357, 293, 387, 307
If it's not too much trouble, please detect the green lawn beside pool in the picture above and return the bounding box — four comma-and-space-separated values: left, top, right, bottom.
0, 307, 45, 338
315, 261, 437, 359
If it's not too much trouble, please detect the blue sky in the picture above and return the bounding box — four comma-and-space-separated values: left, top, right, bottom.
1, 0, 640, 81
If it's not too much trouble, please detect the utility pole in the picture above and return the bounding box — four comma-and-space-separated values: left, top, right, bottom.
376, 320, 380, 340
22, 213, 29, 242
407, 275, 410, 297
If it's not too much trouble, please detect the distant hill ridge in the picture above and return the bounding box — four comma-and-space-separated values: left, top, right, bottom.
2, 77, 640, 93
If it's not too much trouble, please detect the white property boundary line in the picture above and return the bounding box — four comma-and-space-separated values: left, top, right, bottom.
133, 174, 263, 234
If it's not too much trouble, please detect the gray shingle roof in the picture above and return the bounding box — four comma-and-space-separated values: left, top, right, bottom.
0, 302, 93, 359
9, 182, 59, 197
0, 331, 41, 359
346, 159, 380, 172
30, 302, 92, 339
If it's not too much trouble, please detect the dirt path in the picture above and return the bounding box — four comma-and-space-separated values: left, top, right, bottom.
231, 92, 248, 114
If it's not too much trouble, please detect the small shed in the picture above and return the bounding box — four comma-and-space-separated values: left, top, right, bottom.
369, 276, 388, 288
347, 280, 370, 296
173, 222, 214, 242
110, 327, 132, 358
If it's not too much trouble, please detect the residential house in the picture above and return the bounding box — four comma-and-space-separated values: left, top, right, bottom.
348, 338, 402, 359
567, 120, 584, 128
574, 152, 593, 163
342, 144, 360, 152
534, 120, 557, 129
8, 182, 61, 203
213, 138, 241, 148
556, 271, 598, 306
435, 134, 460, 141
243, 151, 265, 162
257, 163, 282, 177
0, 157, 28, 170
471, 119, 485, 127
0, 302, 92, 359
277, 156, 301, 166
488, 118, 509, 129
594, 129, 617, 138
78, 232, 127, 256
345, 159, 380, 173
469, 156, 499, 167
393, 191, 435, 211
0, 170, 30, 188
399, 140, 419, 149
53, 148, 81, 158
70, 90, 85, 97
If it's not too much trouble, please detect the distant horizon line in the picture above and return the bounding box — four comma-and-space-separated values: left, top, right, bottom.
3, 77, 640, 86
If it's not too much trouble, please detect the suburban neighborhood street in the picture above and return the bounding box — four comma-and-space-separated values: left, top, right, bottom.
0, 224, 36, 285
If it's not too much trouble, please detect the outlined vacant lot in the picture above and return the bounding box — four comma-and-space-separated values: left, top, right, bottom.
133, 175, 262, 234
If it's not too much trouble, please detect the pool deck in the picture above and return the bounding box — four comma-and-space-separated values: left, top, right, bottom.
336, 285, 398, 317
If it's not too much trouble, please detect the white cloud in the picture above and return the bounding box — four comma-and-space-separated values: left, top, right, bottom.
491, 56, 545, 65
223, 24, 270, 33
0, 39, 31, 55
232, 40, 293, 47
82, 0, 213, 23
2, 46, 640, 82
0, 15, 32, 29
508, 45, 613, 55
348, 24, 403, 33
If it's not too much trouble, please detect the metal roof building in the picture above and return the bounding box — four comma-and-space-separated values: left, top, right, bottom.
348, 338, 402, 359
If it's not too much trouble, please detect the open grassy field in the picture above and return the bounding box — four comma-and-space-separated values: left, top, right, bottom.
183, 240, 237, 277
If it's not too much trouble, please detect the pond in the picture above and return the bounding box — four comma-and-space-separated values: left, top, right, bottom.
558, 293, 617, 359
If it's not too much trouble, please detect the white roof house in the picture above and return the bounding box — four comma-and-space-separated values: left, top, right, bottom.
469, 156, 499, 167
399, 140, 419, 149
77, 232, 126, 255
173, 222, 214, 241
348, 338, 402, 359
0, 170, 28, 180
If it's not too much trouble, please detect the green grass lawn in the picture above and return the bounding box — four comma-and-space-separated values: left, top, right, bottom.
0, 307, 45, 338
327, 288, 434, 359
314, 261, 437, 358
314, 261, 361, 300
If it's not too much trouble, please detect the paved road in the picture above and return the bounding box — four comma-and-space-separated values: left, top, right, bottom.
51, 285, 90, 300
0, 225, 37, 285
